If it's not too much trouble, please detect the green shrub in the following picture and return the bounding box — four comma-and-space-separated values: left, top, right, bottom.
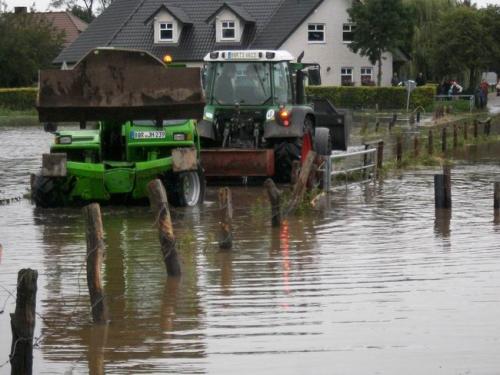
0, 88, 37, 111
306, 84, 436, 111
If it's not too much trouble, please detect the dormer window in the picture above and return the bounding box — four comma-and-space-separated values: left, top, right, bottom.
159, 22, 173, 41
221, 21, 236, 40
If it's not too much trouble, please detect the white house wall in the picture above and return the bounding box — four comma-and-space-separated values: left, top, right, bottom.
280, 0, 393, 86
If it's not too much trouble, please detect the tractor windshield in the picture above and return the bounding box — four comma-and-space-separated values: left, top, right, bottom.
210, 62, 272, 105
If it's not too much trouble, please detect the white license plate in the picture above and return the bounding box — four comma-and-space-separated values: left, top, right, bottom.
131, 131, 165, 139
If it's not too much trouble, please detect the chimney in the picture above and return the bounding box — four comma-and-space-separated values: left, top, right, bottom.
14, 6, 28, 14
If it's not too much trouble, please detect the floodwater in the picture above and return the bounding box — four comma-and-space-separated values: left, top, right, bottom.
1, 124, 500, 374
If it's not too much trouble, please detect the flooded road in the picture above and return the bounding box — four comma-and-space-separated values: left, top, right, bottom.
1, 124, 500, 374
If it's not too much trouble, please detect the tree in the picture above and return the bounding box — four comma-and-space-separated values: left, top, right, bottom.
404, 0, 458, 81
50, 0, 113, 20
347, 0, 413, 86
0, 12, 64, 87
479, 5, 500, 74
431, 6, 492, 90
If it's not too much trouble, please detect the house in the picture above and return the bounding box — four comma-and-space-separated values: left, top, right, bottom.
13, 7, 88, 48
55, 0, 400, 86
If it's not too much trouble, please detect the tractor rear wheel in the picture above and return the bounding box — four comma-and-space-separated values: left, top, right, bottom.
273, 138, 301, 183
168, 164, 205, 207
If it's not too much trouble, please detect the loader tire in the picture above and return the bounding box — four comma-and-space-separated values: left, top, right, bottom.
314, 127, 332, 156
169, 164, 205, 207
31, 174, 66, 208
273, 139, 301, 183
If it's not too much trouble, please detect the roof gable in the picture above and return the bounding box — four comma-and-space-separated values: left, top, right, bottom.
144, 4, 192, 25
206, 2, 255, 24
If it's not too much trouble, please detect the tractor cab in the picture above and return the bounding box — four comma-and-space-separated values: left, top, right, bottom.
198, 50, 350, 182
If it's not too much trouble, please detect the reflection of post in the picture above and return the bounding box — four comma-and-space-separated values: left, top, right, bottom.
435, 208, 452, 238
218, 187, 233, 250
494, 182, 500, 223
83, 203, 109, 323
10, 269, 38, 375
396, 135, 403, 168
264, 178, 281, 227
147, 179, 181, 276
88, 324, 108, 375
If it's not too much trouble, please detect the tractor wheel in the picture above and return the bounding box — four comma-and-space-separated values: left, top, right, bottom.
31, 174, 66, 208
273, 138, 301, 183
169, 164, 205, 207
314, 127, 332, 156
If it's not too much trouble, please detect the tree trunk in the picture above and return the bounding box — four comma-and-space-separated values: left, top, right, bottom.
377, 56, 382, 87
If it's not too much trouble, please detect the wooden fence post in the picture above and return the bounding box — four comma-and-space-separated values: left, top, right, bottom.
428, 129, 434, 156
396, 135, 403, 168
147, 179, 181, 276
10, 269, 38, 375
473, 120, 478, 138
435, 165, 452, 209
413, 135, 420, 158
83, 203, 109, 323
375, 121, 380, 133
441, 127, 447, 153
376, 141, 384, 172
453, 124, 458, 149
264, 179, 281, 228
218, 187, 233, 249
464, 122, 468, 140
285, 151, 317, 215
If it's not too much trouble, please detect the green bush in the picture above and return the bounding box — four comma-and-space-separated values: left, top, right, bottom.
0, 88, 37, 111
306, 84, 437, 111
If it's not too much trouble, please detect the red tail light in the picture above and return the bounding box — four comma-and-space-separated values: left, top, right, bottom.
278, 108, 290, 127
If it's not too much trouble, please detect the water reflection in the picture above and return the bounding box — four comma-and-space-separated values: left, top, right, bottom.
434, 208, 452, 239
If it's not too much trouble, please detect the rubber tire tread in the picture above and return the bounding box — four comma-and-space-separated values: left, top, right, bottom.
273, 139, 301, 183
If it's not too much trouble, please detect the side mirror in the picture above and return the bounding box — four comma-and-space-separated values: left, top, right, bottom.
43, 122, 58, 133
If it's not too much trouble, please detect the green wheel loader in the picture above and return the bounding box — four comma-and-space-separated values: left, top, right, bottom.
32, 48, 206, 208
198, 50, 350, 182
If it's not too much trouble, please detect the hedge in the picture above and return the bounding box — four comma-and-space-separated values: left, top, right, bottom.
306, 84, 437, 111
0, 88, 37, 111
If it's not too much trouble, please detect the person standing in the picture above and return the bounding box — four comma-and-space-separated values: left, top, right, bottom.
416, 72, 426, 86
480, 79, 489, 106
391, 72, 399, 87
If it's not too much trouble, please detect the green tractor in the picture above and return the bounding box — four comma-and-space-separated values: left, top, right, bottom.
32, 48, 206, 208
198, 50, 350, 182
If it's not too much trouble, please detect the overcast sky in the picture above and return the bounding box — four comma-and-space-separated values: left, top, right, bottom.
5, 0, 500, 12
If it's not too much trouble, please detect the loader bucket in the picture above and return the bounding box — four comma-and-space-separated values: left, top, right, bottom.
37, 48, 205, 123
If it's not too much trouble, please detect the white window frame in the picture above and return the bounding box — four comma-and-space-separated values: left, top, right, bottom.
360, 67, 373, 85
307, 23, 325, 44
159, 22, 174, 42
341, 67, 353, 85
342, 23, 355, 43
221, 20, 236, 41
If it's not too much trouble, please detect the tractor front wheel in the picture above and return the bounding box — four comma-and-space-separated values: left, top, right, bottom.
31, 174, 68, 208
314, 127, 332, 156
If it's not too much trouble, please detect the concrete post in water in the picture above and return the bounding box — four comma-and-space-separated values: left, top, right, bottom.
83, 203, 109, 323
428, 129, 434, 156
218, 187, 233, 249
396, 135, 403, 168
434, 165, 452, 209
376, 141, 384, 173
264, 179, 281, 228
285, 151, 317, 215
453, 124, 458, 149
10, 269, 37, 375
441, 127, 447, 153
413, 135, 420, 158
147, 179, 181, 277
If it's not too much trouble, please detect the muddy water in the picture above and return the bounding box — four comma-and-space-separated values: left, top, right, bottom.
1, 125, 500, 374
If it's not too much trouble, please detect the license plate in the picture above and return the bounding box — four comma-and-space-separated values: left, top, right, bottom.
131, 131, 165, 139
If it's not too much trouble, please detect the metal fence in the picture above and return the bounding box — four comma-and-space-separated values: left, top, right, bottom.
321, 146, 378, 191
434, 95, 475, 112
